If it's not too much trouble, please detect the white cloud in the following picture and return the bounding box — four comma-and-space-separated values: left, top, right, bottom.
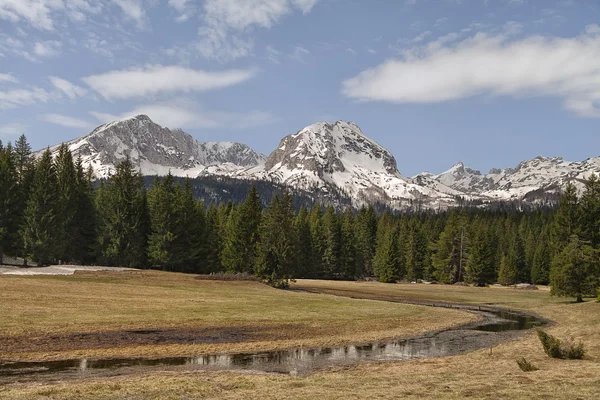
82, 65, 257, 100
0, 122, 27, 136
34, 40, 62, 57
90, 99, 279, 130
49, 76, 87, 99
168, 0, 196, 22
40, 113, 94, 129
266, 45, 281, 63
0, 87, 52, 109
0, 73, 18, 84
111, 0, 145, 27
197, 0, 320, 61
289, 45, 309, 62
343, 26, 600, 117
0, 0, 59, 30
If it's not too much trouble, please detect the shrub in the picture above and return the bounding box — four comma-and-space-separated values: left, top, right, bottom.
537, 329, 563, 358
536, 329, 585, 359
516, 357, 538, 372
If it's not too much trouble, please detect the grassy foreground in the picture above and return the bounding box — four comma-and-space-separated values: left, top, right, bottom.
0, 271, 472, 362
1, 277, 599, 399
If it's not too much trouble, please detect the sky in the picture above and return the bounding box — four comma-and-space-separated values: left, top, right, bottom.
1, 0, 600, 176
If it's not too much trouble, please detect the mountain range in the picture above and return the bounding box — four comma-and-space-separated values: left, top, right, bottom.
39, 115, 599, 209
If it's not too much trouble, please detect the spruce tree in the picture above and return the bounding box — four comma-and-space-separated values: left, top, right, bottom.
54, 144, 78, 263
255, 192, 297, 287
550, 236, 599, 302
221, 185, 262, 274
176, 178, 204, 273
339, 208, 357, 279
0, 143, 19, 263
71, 157, 97, 264
551, 182, 580, 253
579, 174, 600, 247
147, 173, 182, 270
202, 204, 223, 273
431, 212, 468, 283
294, 206, 312, 277
309, 205, 326, 278
322, 205, 341, 278
465, 228, 494, 286
21, 149, 59, 266
354, 205, 377, 277
373, 220, 401, 283
531, 232, 552, 285
96, 158, 149, 268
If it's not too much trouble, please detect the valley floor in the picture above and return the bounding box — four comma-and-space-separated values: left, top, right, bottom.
1, 273, 599, 399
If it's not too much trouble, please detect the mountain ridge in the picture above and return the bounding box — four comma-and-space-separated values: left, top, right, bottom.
36, 115, 600, 208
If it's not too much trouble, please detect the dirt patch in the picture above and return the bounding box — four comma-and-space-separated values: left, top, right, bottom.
0, 327, 275, 354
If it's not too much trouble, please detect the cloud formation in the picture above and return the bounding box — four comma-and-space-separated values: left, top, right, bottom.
0, 87, 52, 109
82, 65, 257, 100
342, 25, 600, 117
197, 0, 320, 61
0, 122, 27, 136
40, 113, 93, 129
49, 76, 87, 99
34, 40, 62, 57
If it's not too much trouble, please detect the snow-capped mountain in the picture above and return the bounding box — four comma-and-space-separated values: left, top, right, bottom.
39, 115, 266, 178
230, 121, 457, 208
38, 115, 600, 208
416, 156, 600, 202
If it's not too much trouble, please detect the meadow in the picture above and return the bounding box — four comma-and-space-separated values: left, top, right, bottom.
1, 273, 599, 399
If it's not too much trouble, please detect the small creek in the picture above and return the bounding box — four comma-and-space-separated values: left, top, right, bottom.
0, 302, 547, 379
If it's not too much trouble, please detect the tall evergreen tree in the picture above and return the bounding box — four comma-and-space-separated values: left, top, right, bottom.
551, 182, 580, 253
176, 178, 204, 273
54, 144, 78, 263
255, 192, 297, 287
465, 228, 494, 286
373, 220, 402, 283
579, 174, 600, 247
431, 212, 468, 283
21, 149, 59, 266
70, 158, 97, 264
0, 143, 19, 263
354, 205, 377, 277
531, 230, 552, 285
294, 206, 312, 278
339, 208, 357, 279
321, 205, 341, 278
96, 158, 149, 268
221, 185, 262, 274
550, 236, 599, 302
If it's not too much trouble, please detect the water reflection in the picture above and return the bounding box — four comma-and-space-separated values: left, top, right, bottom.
0, 309, 545, 378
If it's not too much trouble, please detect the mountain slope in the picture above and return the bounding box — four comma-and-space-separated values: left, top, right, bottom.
231, 121, 457, 208
40, 115, 266, 178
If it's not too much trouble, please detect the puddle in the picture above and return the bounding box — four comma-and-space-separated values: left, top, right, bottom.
0, 307, 546, 378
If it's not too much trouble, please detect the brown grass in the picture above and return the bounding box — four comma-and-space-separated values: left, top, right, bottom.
0, 271, 473, 362
1, 278, 599, 399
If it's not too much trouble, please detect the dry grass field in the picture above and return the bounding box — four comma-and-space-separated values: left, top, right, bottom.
0, 270, 472, 362
1, 275, 599, 399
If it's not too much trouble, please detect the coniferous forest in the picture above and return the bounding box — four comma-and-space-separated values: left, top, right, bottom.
1, 136, 599, 299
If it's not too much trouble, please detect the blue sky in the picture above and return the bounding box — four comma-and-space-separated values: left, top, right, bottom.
1, 0, 599, 176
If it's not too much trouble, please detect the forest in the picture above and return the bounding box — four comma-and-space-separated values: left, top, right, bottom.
0, 136, 598, 300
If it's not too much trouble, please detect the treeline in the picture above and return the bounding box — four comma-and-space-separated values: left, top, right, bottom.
0, 137, 598, 298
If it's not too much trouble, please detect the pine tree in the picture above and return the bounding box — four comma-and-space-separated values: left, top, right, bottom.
465, 228, 494, 286
70, 158, 97, 264
21, 149, 59, 266
373, 220, 401, 283
96, 158, 149, 268
531, 231, 552, 285
405, 220, 428, 282
294, 206, 312, 277
54, 144, 78, 263
551, 182, 580, 253
550, 236, 599, 302
147, 173, 182, 270
221, 185, 262, 274
309, 205, 326, 278
431, 212, 468, 283
355, 205, 377, 277
0, 143, 19, 263
339, 208, 357, 279
255, 192, 297, 287
175, 178, 204, 273
202, 204, 223, 273
579, 174, 600, 247
498, 251, 518, 286
322, 205, 340, 278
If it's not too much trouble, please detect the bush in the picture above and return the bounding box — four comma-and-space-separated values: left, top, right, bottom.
536, 329, 585, 359
516, 357, 538, 372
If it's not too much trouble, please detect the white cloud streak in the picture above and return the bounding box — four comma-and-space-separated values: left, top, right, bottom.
49, 76, 87, 99
343, 25, 600, 117
197, 0, 320, 61
40, 113, 94, 129
0, 87, 52, 109
82, 65, 257, 100
0, 73, 18, 84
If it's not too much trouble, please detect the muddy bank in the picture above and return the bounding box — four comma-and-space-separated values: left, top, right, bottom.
0, 327, 273, 355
